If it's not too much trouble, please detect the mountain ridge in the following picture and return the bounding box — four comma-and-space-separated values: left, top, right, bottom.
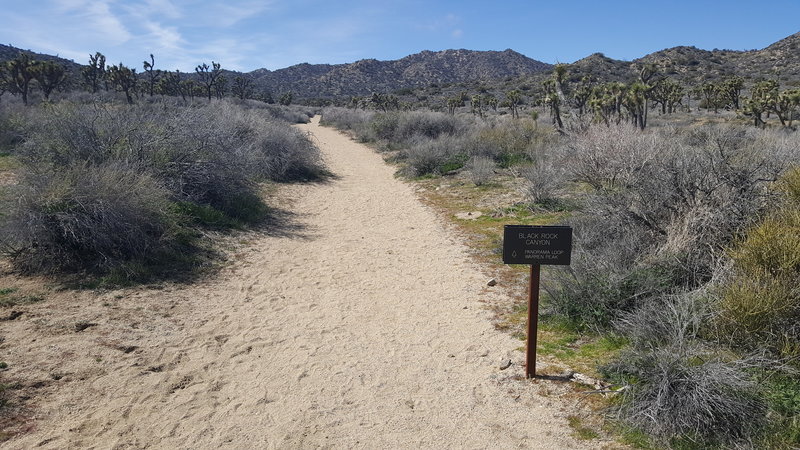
1, 31, 798, 100
245, 48, 552, 99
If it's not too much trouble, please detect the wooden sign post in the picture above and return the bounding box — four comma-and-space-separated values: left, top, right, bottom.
502, 225, 572, 378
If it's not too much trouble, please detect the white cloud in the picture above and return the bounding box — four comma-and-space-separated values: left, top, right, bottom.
142, 21, 185, 51
142, 0, 182, 19
418, 12, 461, 33
84, 1, 133, 45
202, 1, 274, 28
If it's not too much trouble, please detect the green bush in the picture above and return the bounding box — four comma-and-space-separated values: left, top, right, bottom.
716, 168, 800, 358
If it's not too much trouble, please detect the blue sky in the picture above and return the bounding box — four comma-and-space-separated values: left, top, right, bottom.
2, 0, 799, 72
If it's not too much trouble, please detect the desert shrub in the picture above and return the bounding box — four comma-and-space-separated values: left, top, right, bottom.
715, 168, 800, 358
604, 345, 767, 446
320, 107, 375, 141
778, 166, 800, 202
320, 107, 373, 129
548, 123, 794, 328
370, 112, 401, 141
401, 134, 469, 176
472, 118, 547, 167
717, 275, 800, 357
465, 156, 494, 185
244, 121, 324, 182
393, 110, 466, 142
260, 103, 313, 124
614, 292, 711, 351
17, 102, 256, 219
1, 99, 324, 276
0, 163, 177, 273
604, 292, 770, 446
0, 102, 28, 152
520, 144, 567, 205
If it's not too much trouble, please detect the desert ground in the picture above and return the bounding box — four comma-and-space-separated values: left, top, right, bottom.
1, 118, 602, 449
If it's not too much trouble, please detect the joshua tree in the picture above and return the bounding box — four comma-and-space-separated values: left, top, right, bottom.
623, 82, 647, 129
0, 65, 6, 101
637, 63, 658, 126
231, 75, 253, 100
446, 97, 460, 115
485, 94, 498, 111
82, 52, 106, 93
279, 92, 294, 106
553, 63, 569, 101
158, 70, 185, 100
772, 88, 800, 128
182, 79, 197, 101
32, 60, 68, 100
542, 80, 563, 129
471, 94, 488, 118
142, 54, 159, 97
743, 80, 777, 128
369, 92, 399, 111
4, 53, 36, 105
505, 89, 521, 119
572, 76, 593, 117
214, 75, 227, 99
195, 61, 222, 101
650, 78, 684, 114
719, 76, 744, 110
107, 63, 138, 104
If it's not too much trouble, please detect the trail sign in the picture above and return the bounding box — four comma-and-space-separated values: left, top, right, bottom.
502, 225, 572, 265
502, 225, 573, 379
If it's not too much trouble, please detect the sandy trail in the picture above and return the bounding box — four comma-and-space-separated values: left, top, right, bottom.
7, 118, 594, 449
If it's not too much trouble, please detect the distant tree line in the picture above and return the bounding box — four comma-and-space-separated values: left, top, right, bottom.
0, 51, 294, 106
420, 62, 800, 130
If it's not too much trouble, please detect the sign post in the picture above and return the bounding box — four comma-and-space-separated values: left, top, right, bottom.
502, 225, 572, 378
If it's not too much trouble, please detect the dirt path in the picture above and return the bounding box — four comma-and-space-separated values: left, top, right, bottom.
6, 118, 595, 449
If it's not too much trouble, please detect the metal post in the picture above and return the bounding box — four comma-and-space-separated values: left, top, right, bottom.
526, 264, 541, 379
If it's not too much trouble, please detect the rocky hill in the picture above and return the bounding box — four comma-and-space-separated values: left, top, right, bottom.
0, 44, 81, 70
248, 49, 552, 99
564, 31, 800, 86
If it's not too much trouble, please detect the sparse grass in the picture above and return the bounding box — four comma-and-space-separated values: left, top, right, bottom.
0, 153, 19, 172
607, 423, 657, 449
567, 415, 601, 440
0, 288, 44, 308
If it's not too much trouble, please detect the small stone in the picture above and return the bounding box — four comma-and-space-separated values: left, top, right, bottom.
74, 321, 98, 332
499, 359, 512, 370
455, 211, 483, 220
486, 278, 497, 287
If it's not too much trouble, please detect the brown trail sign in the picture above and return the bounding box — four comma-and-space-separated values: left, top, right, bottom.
502, 225, 573, 378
